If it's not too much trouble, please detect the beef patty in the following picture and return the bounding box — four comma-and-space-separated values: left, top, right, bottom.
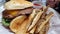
3, 7, 33, 19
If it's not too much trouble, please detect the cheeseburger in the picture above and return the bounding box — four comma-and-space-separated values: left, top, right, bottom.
2, 0, 33, 26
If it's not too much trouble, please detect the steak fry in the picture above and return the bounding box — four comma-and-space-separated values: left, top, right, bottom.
15, 19, 29, 34
43, 6, 49, 12
29, 25, 36, 34
45, 22, 49, 34
35, 19, 45, 34
10, 15, 27, 32
28, 10, 43, 31
39, 22, 49, 34
26, 9, 38, 29
41, 6, 49, 19
35, 12, 53, 33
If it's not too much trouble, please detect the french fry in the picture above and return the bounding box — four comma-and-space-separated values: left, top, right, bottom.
45, 22, 49, 34
39, 22, 49, 34
26, 9, 38, 29
45, 12, 53, 19
28, 10, 43, 31
35, 12, 53, 33
29, 25, 36, 34
10, 15, 27, 32
15, 18, 29, 34
41, 6, 49, 19
35, 19, 45, 34
43, 5, 49, 12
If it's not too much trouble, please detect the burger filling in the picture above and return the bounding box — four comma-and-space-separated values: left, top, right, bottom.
2, 7, 33, 26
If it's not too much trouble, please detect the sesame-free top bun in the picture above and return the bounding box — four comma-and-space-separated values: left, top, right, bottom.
4, 0, 33, 10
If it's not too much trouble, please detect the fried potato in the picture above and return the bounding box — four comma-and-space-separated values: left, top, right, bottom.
10, 15, 27, 32
15, 19, 29, 34
26, 9, 37, 29
41, 6, 49, 19
28, 10, 43, 31
39, 22, 49, 34
35, 12, 53, 33
35, 19, 45, 34
29, 25, 36, 34
43, 5, 49, 12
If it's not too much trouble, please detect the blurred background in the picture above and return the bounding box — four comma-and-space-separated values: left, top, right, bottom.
27, 0, 60, 13
0, 0, 60, 13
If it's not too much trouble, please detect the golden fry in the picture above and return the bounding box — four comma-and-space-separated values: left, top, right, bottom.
28, 10, 43, 31
35, 12, 53, 33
